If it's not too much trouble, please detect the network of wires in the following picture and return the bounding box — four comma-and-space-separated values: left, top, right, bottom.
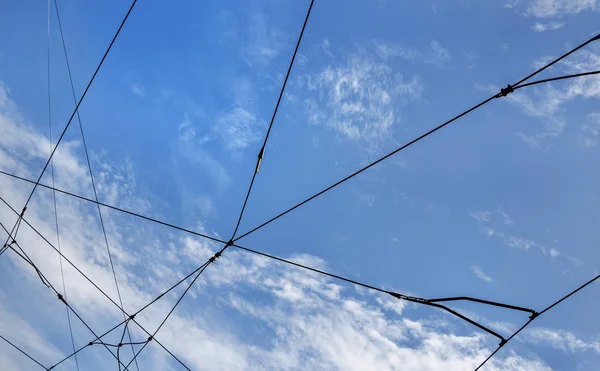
1, 0, 599, 370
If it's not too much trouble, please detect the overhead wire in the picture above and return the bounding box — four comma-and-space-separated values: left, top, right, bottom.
52, 1, 140, 368
0, 196, 190, 371
232, 33, 600, 242
474, 272, 600, 370
231, 0, 315, 239
0, 14, 598, 367
123, 3, 318, 366
46, 0, 80, 368
0, 221, 131, 370
0, 334, 47, 370
0, 0, 139, 258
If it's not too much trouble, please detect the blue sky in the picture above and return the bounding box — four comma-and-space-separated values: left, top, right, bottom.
1, 0, 600, 370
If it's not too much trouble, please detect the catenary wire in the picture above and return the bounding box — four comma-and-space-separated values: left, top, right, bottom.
232, 33, 600, 242
1, 335, 47, 369
46, 1, 80, 368
231, 0, 315, 239
0, 169, 227, 245
1, 0, 139, 257
0, 222, 131, 370
474, 273, 600, 370
52, 1, 140, 368
0, 196, 190, 370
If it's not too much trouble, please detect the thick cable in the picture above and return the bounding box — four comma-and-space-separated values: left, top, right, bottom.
474, 273, 600, 370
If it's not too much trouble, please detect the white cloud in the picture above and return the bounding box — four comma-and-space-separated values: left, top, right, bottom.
470, 210, 492, 222
242, 13, 286, 66
576, 112, 600, 147
524, 328, 600, 353
470, 266, 494, 282
0, 81, 564, 370
300, 44, 422, 154
525, 0, 599, 17
215, 107, 264, 150
481, 46, 600, 147
532, 21, 565, 31
428, 40, 451, 65
497, 207, 515, 226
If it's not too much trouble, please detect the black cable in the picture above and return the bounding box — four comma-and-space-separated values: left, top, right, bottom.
514, 70, 600, 90
1, 0, 138, 259
0, 169, 227, 245
0, 197, 190, 370
52, 1, 140, 368
474, 273, 600, 370
232, 32, 600, 242
0, 173, 541, 343
125, 249, 226, 369
230, 0, 315, 239
0, 223, 130, 370
0, 334, 47, 369
46, 1, 80, 368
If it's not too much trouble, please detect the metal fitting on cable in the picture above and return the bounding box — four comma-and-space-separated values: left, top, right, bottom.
498, 84, 514, 97
255, 147, 265, 174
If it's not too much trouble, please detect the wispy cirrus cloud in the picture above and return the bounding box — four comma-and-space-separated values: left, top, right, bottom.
470, 265, 494, 282
508, 0, 599, 17
0, 81, 559, 370
478, 46, 600, 147
532, 21, 565, 31
298, 42, 423, 154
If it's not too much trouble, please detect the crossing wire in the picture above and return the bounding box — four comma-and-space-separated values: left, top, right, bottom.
0, 0, 139, 258
0, 18, 598, 370
52, 1, 140, 369
474, 273, 600, 370
0, 222, 132, 370
0, 196, 190, 371
232, 33, 600, 243
46, 0, 80, 368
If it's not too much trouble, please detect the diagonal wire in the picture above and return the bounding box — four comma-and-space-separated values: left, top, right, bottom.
474, 272, 600, 370
1, 0, 138, 260
0, 169, 227, 245
0, 222, 131, 370
46, 0, 79, 368
52, 1, 140, 369
0, 196, 190, 370
232, 33, 600, 242
125, 254, 221, 369
1, 335, 47, 370
230, 0, 315, 239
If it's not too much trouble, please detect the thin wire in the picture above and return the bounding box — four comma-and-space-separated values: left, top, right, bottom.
0, 169, 227, 245
52, 1, 140, 368
46, 1, 79, 368
233, 32, 600, 242
0, 170, 549, 337
0, 335, 47, 369
0, 222, 130, 370
125, 255, 220, 369
1, 0, 138, 256
474, 273, 600, 370
0, 196, 190, 370
230, 0, 315, 239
